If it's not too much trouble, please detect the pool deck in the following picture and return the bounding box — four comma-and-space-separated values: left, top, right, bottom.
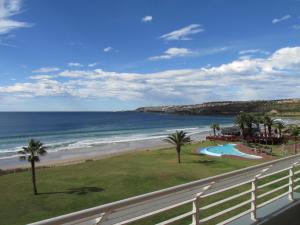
235, 144, 273, 160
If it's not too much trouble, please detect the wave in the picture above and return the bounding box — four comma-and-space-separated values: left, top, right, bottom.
0, 126, 212, 160
165, 127, 200, 132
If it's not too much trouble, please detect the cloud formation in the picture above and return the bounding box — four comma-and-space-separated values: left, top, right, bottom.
272, 15, 291, 24
160, 24, 204, 41
0, 0, 31, 35
103, 46, 113, 52
88, 63, 98, 67
1, 47, 300, 104
149, 47, 194, 60
32, 67, 60, 73
141, 16, 152, 23
239, 49, 269, 55
29, 75, 53, 80
149, 47, 228, 60
68, 62, 83, 67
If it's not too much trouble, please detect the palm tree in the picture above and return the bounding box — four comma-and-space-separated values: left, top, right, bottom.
234, 113, 247, 138
164, 131, 191, 163
263, 115, 274, 144
210, 123, 220, 136
18, 139, 47, 195
289, 126, 300, 155
274, 121, 285, 138
253, 115, 262, 131
244, 114, 255, 136
263, 116, 274, 137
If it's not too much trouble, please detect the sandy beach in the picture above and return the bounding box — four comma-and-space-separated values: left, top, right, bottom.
0, 131, 209, 170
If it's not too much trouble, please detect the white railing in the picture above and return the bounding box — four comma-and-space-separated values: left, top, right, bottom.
29, 155, 300, 225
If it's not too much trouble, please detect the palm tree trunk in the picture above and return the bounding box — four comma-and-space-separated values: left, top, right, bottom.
295, 137, 297, 155
279, 129, 282, 138
177, 147, 181, 164
213, 128, 216, 136
31, 160, 38, 195
264, 125, 268, 145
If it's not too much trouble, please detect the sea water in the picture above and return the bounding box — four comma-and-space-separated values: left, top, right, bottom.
0, 112, 233, 160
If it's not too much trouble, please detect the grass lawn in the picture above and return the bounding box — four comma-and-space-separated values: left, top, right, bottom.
0, 141, 278, 225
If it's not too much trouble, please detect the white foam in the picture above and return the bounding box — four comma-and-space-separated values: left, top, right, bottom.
0, 126, 212, 158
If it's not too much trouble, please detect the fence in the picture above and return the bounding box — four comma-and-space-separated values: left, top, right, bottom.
29, 155, 300, 225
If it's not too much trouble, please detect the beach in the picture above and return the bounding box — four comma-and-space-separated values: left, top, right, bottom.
0, 130, 210, 170
0, 112, 233, 170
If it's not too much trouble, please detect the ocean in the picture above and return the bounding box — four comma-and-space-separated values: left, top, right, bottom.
0, 112, 234, 161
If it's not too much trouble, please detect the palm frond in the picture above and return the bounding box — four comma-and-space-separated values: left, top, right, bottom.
22, 147, 29, 153
19, 156, 27, 161
33, 156, 40, 162
38, 147, 47, 156
18, 150, 26, 155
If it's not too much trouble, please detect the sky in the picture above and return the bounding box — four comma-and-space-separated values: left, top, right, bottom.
0, 0, 300, 111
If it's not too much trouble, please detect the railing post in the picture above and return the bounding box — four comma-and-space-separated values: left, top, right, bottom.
192, 193, 201, 225
250, 176, 257, 221
250, 166, 272, 221
289, 164, 295, 201
192, 182, 215, 225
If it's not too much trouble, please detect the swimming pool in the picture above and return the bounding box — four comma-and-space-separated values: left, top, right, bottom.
200, 144, 261, 159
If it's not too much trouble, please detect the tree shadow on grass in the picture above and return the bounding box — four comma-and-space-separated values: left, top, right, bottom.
192, 159, 216, 164
38, 186, 104, 195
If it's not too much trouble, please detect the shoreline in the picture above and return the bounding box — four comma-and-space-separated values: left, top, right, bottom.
0, 131, 209, 170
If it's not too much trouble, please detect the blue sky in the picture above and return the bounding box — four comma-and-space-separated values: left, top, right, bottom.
0, 0, 300, 111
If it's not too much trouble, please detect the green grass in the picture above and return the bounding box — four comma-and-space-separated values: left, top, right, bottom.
0, 141, 272, 225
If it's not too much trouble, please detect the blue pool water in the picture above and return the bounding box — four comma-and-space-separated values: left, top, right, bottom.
200, 144, 261, 159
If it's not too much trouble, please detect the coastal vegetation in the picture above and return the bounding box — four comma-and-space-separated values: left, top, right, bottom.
234, 113, 247, 138
0, 140, 266, 225
164, 130, 191, 163
210, 123, 220, 136
289, 125, 300, 154
18, 139, 47, 195
274, 121, 284, 138
206, 112, 300, 157
136, 98, 300, 116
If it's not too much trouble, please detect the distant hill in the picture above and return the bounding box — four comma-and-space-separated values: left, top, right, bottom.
135, 99, 300, 116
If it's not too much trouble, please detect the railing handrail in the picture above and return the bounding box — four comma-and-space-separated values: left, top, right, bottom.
29, 154, 300, 225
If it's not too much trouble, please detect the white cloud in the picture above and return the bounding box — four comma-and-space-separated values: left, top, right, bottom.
272, 15, 291, 24
88, 63, 98, 67
68, 62, 83, 67
160, 24, 204, 41
32, 67, 60, 73
149, 47, 228, 60
29, 75, 53, 80
1, 47, 300, 103
292, 25, 300, 30
149, 48, 194, 60
0, 79, 65, 96
0, 0, 32, 35
239, 49, 269, 55
103, 46, 113, 52
141, 16, 152, 23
